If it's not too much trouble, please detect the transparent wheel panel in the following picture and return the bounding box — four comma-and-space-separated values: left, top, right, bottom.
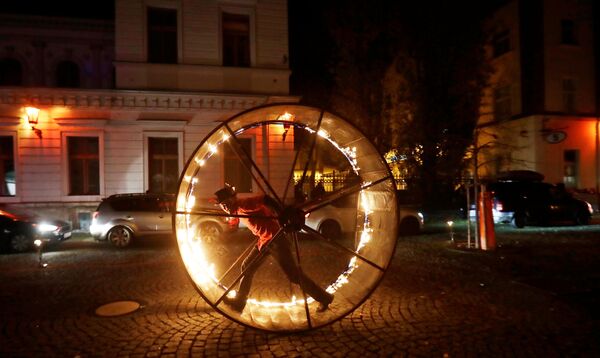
174, 104, 398, 332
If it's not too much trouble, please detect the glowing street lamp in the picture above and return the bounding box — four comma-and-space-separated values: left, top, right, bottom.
25, 106, 42, 139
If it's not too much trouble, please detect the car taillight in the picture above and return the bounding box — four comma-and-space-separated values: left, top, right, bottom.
227, 217, 240, 228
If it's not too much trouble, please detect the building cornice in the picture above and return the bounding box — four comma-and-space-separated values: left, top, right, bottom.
0, 87, 298, 111
0, 14, 113, 33
478, 111, 600, 128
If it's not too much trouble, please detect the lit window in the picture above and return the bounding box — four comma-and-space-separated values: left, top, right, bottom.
492, 30, 510, 57
0, 58, 22, 86
561, 19, 577, 45
0, 136, 15, 196
147, 7, 178, 64
68, 137, 99, 195
493, 85, 511, 120
148, 137, 179, 194
562, 78, 575, 113
56, 61, 80, 88
563, 149, 578, 188
224, 137, 252, 192
222, 12, 250, 67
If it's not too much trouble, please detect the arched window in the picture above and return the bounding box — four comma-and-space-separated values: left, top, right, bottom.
0, 58, 23, 86
56, 61, 80, 88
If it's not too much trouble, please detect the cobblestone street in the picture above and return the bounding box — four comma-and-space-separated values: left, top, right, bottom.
1, 225, 599, 357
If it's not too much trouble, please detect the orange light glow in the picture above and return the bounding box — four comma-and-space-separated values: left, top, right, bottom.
24, 106, 40, 126
279, 112, 294, 122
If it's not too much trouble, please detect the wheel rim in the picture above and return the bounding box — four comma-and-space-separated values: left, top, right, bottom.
199, 223, 222, 243
109, 227, 131, 247
320, 220, 341, 238
11, 234, 31, 252
514, 213, 526, 228
174, 104, 399, 332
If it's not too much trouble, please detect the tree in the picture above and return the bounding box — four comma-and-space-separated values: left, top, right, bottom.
325, 0, 492, 209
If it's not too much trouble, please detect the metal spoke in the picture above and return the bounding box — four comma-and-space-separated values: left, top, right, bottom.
174, 209, 276, 221
298, 175, 393, 214
215, 228, 286, 306
217, 239, 258, 284
297, 110, 324, 193
291, 231, 313, 329
302, 225, 386, 273
282, 124, 307, 205
224, 124, 282, 205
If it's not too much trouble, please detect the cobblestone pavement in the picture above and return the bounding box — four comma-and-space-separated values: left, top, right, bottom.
1, 226, 599, 357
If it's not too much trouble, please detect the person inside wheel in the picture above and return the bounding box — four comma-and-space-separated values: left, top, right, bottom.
214, 184, 334, 313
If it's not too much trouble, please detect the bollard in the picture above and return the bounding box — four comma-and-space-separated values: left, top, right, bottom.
34, 238, 47, 268
446, 220, 455, 245
477, 191, 496, 250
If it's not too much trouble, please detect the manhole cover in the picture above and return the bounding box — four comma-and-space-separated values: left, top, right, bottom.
95, 300, 141, 317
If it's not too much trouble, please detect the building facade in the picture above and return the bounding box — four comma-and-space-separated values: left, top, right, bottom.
478, 0, 598, 202
0, 0, 295, 229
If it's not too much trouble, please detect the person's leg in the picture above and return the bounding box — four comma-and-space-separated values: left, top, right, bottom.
272, 239, 333, 307
236, 246, 261, 299
224, 245, 264, 311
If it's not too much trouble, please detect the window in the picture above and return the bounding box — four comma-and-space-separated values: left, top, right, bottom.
562, 78, 575, 113
0, 136, 15, 196
68, 137, 99, 195
0, 58, 22, 86
148, 137, 179, 193
493, 85, 511, 120
224, 137, 252, 193
56, 61, 80, 88
222, 12, 250, 67
147, 7, 178, 64
561, 19, 577, 45
492, 30, 510, 57
563, 149, 579, 188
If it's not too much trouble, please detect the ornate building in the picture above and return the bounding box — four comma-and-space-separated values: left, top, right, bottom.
478, 0, 598, 204
0, 0, 296, 229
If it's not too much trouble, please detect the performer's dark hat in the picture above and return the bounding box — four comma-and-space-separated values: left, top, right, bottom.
214, 184, 236, 203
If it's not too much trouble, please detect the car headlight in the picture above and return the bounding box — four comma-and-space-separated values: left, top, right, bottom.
38, 223, 59, 233
586, 202, 594, 215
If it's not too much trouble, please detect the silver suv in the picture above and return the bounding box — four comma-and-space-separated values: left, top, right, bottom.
90, 193, 237, 247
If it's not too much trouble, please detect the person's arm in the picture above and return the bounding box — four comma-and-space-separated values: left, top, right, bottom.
237, 195, 282, 214
263, 195, 282, 214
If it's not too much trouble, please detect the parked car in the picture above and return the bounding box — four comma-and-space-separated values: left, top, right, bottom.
0, 209, 72, 253
469, 180, 593, 228
37, 218, 73, 242
304, 194, 358, 237
398, 206, 425, 235
304, 193, 424, 237
90, 193, 237, 247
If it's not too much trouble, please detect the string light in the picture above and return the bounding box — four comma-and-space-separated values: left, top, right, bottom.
176, 114, 382, 311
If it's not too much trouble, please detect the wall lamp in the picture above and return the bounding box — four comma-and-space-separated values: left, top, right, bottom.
25, 106, 42, 139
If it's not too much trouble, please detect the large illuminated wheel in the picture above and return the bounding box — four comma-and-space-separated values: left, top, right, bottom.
174, 104, 398, 332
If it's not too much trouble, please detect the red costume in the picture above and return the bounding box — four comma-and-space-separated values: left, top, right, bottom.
232, 195, 279, 250
215, 188, 333, 313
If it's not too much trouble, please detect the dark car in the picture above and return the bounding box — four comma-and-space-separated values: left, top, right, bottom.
90, 193, 238, 247
486, 181, 593, 228
0, 209, 72, 253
